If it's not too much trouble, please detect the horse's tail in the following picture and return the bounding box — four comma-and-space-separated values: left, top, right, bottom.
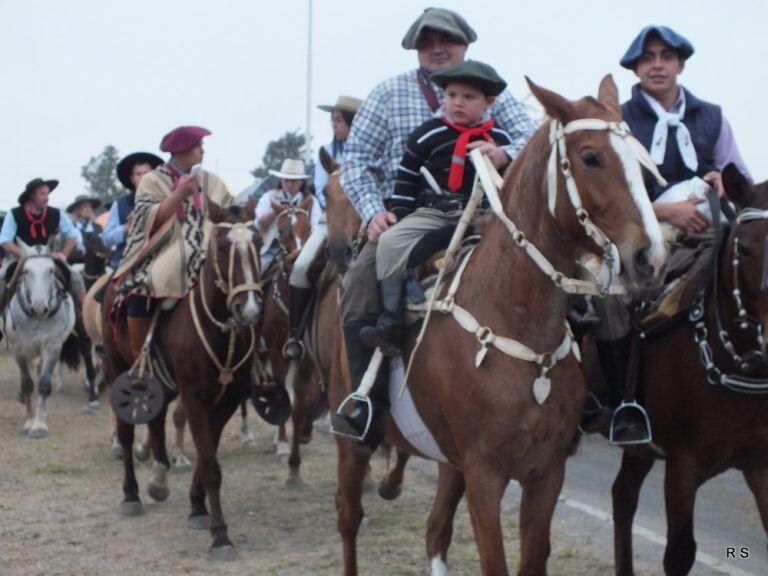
60, 333, 82, 372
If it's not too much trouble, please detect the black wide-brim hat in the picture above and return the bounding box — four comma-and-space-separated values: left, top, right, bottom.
18, 178, 58, 205
66, 194, 102, 213
430, 60, 507, 97
116, 152, 164, 190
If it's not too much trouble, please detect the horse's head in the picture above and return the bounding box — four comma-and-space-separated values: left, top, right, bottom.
10, 244, 69, 320
84, 231, 111, 261
207, 201, 264, 326
720, 165, 768, 357
274, 195, 313, 256
527, 75, 666, 293
320, 147, 361, 271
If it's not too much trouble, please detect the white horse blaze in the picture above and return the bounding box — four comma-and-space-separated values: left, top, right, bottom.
609, 132, 667, 270
228, 228, 260, 320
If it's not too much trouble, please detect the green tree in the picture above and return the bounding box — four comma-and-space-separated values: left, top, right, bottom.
81, 145, 122, 204
251, 130, 312, 178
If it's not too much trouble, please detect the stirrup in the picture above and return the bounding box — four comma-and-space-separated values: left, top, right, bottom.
331, 393, 372, 441
281, 338, 305, 360
609, 400, 652, 446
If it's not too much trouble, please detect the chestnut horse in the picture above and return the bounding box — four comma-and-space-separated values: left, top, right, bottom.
103, 203, 263, 556
332, 76, 668, 576
612, 165, 768, 576
258, 195, 324, 484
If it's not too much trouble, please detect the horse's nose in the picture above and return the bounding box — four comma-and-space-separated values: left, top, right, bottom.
633, 246, 655, 282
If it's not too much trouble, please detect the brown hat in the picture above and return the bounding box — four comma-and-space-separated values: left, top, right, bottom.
318, 95, 363, 114
401, 7, 477, 50
18, 178, 58, 205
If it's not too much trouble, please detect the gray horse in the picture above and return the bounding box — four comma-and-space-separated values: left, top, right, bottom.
2, 240, 78, 438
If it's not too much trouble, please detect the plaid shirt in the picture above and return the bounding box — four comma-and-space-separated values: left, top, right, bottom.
341, 68, 537, 223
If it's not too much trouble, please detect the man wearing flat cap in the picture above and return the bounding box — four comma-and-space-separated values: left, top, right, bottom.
112, 126, 233, 362
103, 151, 163, 269
334, 7, 536, 450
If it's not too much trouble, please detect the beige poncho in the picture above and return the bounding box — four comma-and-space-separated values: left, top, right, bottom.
114, 166, 232, 300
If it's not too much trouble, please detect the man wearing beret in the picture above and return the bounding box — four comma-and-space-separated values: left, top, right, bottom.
112, 126, 233, 362
588, 26, 753, 444
334, 7, 536, 450
103, 152, 163, 269
0, 178, 84, 305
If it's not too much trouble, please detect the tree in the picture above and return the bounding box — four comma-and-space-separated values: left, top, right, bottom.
81, 145, 122, 204
251, 130, 312, 178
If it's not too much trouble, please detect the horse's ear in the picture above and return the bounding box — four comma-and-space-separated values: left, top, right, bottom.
243, 196, 256, 221
597, 74, 620, 111
52, 258, 71, 288
319, 147, 337, 176
722, 163, 753, 208
526, 76, 574, 121
4, 261, 18, 284
299, 194, 314, 212
272, 202, 287, 213
208, 200, 227, 224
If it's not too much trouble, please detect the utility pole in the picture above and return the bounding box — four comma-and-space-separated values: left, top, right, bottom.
304, 0, 313, 168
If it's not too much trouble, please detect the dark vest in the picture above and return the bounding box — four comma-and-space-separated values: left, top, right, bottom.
111, 193, 135, 268
622, 84, 722, 201
11, 206, 61, 246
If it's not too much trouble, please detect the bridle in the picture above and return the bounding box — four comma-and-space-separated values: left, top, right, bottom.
9, 255, 69, 321
276, 206, 310, 252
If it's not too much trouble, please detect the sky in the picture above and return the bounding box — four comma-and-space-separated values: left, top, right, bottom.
1, 0, 766, 209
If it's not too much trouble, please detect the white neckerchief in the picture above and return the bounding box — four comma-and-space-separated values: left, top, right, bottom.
642, 89, 698, 172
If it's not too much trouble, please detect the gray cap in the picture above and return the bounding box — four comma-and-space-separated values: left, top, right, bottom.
430, 60, 507, 97
401, 7, 477, 50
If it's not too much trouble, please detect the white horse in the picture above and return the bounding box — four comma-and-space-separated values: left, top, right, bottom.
2, 240, 77, 438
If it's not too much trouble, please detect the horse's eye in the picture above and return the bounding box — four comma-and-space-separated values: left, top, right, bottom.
580, 151, 600, 168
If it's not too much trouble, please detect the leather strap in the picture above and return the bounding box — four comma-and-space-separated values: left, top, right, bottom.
417, 71, 440, 113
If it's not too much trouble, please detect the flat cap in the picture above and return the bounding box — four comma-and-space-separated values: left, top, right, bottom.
620, 25, 694, 69
159, 125, 211, 153
430, 60, 506, 97
402, 7, 477, 50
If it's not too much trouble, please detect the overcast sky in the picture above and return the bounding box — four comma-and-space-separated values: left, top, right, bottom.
1, 0, 765, 209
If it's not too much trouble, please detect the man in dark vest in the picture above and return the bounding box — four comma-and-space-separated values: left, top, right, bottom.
586, 25, 753, 445
103, 152, 163, 269
0, 178, 84, 305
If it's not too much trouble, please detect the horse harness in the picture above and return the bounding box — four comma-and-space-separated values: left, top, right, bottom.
4, 255, 70, 321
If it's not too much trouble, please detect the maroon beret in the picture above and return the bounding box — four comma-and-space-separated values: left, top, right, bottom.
159, 125, 212, 153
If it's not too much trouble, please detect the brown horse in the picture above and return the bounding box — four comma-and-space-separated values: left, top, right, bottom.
332, 76, 668, 576
103, 202, 263, 556
258, 195, 324, 483
612, 165, 768, 576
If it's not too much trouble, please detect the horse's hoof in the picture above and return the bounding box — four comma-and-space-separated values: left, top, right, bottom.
285, 476, 304, 490
240, 431, 254, 446
378, 481, 402, 501
188, 514, 210, 530
134, 445, 149, 462
209, 544, 236, 561
81, 405, 94, 415
173, 455, 193, 473
275, 442, 290, 461
299, 433, 313, 445
111, 444, 123, 459
147, 483, 169, 502
89, 400, 100, 409
121, 501, 144, 517
28, 427, 49, 439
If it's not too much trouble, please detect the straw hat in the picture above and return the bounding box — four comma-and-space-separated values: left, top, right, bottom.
318, 95, 363, 114
269, 159, 309, 180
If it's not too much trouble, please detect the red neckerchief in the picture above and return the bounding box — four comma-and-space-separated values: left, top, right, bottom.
23, 205, 48, 239
164, 163, 201, 221
441, 117, 494, 193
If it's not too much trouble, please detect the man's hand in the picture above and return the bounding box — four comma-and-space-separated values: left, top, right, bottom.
703, 171, 724, 198
655, 199, 711, 233
176, 173, 200, 198
466, 141, 510, 169
367, 211, 398, 243
51, 251, 67, 262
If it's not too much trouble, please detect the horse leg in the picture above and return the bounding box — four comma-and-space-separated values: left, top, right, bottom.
146, 403, 172, 502
743, 468, 768, 554
378, 448, 411, 501
663, 457, 703, 576
117, 417, 143, 516
426, 463, 466, 575
239, 400, 254, 445
53, 362, 63, 394
516, 458, 567, 576
79, 333, 99, 408
29, 348, 58, 438
172, 400, 192, 472
336, 439, 374, 576
287, 359, 314, 487
275, 423, 290, 461
463, 463, 510, 575
134, 425, 150, 462
16, 355, 35, 433
184, 400, 233, 554
109, 408, 123, 459
612, 452, 656, 576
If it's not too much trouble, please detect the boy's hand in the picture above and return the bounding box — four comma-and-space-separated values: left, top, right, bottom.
467, 141, 510, 169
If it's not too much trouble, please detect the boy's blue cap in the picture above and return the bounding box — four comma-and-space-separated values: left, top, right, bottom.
620, 25, 694, 69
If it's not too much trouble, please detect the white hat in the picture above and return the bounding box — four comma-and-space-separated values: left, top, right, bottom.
269, 159, 309, 180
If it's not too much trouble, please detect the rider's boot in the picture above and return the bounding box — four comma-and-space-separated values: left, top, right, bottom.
359, 276, 406, 356
597, 334, 650, 444
127, 316, 154, 362
331, 322, 389, 453
283, 286, 312, 361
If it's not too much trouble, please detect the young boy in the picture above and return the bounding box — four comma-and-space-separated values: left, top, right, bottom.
360, 59, 513, 354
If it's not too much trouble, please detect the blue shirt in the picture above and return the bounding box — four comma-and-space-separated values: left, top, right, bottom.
0, 206, 78, 244
102, 201, 125, 248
